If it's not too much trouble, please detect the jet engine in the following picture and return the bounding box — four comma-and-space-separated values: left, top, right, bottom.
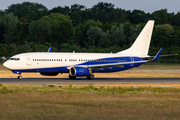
69, 67, 91, 76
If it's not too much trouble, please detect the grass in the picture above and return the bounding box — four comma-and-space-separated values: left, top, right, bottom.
0, 84, 180, 120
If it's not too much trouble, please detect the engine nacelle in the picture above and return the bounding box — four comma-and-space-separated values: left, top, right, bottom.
40, 72, 59, 76
70, 67, 91, 76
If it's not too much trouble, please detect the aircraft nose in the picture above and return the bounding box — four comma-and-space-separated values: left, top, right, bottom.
3, 61, 10, 69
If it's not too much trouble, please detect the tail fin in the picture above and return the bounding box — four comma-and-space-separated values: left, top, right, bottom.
117, 20, 154, 57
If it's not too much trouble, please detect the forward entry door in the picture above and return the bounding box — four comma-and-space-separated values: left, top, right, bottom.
26, 56, 31, 65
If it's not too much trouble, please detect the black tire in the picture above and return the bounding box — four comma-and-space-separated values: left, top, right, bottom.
90, 75, 94, 80
18, 76, 22, 79
69, 75, 72, 79
69, 75, 76, 79
87, 75, 94, 80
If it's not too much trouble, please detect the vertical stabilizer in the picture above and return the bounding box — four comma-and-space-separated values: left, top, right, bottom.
117, 20, 154, 56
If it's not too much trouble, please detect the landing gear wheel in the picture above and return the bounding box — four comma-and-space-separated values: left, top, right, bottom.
69, 75, 76, 79
87, 75, 94, 80
17, 76, 22, 79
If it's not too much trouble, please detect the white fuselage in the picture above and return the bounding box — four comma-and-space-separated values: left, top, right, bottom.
3, 52, 145, 73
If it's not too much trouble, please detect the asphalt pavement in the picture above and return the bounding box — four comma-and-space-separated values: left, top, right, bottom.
0, 77, 180, 84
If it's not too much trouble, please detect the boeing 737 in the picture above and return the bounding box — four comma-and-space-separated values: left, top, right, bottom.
3, 20, 173, 79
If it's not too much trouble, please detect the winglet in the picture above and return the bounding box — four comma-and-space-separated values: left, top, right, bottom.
47, 47, 52, 52
151, 48, 163, 61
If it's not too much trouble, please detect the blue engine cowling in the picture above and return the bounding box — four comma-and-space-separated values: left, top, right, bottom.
70, 67, 91, 76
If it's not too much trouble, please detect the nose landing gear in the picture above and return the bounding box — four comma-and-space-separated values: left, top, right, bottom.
17, 75, 22, 79
12, 71, 22, 79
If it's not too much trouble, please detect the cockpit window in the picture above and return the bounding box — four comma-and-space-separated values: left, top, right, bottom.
10, 58, 20, 61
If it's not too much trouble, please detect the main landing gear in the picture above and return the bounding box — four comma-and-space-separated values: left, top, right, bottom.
69, 75, 76, 79
87, 75, 94, 80
69, 75, 94, 79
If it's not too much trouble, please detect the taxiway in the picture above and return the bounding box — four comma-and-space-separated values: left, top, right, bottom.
0, 77, 180, 84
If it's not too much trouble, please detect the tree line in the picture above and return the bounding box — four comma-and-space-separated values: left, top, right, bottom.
0, 2, 180, 63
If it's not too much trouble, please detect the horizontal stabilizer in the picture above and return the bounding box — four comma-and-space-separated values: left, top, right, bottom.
143, 54, 178, 60
158, 54, 178, 57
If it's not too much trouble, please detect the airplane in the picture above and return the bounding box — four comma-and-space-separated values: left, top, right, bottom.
2, 20, 176, 79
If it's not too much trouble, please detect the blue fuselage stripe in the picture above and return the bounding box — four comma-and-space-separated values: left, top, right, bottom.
12, 57, 146, 73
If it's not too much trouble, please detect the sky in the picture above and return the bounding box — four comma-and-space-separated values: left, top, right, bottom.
0, 0, 179, 13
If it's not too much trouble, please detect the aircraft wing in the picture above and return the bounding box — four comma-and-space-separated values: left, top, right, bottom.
79, 48, 163, 71
79, 61, 147, 71
84, 48, 163, 70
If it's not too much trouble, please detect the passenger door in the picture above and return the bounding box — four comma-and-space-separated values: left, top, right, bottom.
26, 56, 31, 65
